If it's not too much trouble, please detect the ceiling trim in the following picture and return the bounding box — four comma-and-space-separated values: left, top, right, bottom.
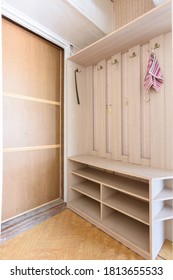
1, 1, 73, 52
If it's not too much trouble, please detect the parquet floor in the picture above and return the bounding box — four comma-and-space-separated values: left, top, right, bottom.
0, 209, 172, 260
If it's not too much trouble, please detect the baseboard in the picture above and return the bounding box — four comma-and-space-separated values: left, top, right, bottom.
0, 200, 67, 243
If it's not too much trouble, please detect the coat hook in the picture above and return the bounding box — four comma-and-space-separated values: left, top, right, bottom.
112, 59, 119, 65
98, 65, 103, 70
145, 96, 150, 103
76, 68, 81, 73
129, 52, 136, 58
125, 97, 128, 105
154, 43, 160, 49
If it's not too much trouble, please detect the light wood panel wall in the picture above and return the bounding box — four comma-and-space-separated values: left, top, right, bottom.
2, 19, 64, 221
68, 31, 172, 171
114, 0, 155, 30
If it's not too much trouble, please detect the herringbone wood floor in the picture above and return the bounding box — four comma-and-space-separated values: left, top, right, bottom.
0, 209, 172, 260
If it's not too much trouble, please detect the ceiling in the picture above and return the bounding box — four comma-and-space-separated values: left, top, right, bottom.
2, 0, 110, 50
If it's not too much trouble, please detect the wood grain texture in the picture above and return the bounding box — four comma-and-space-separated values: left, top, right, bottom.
1, 200, 66, 242
2, 19, 64, 221
0, 209, 171, 260
69, 1, 171, 66
150, 35, 165, 169
111, 53, 122, 160
2, 19, 62, 102
97, 60, 106, 157
3, 96, 60, 148
2, 149, 60, 221
128, 45, 141, 164
114, 0, 155, 30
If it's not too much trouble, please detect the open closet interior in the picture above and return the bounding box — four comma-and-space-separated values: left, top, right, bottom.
67, 0, 173, 260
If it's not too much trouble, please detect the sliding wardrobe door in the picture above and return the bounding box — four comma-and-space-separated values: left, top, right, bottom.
2, 19, 63, 221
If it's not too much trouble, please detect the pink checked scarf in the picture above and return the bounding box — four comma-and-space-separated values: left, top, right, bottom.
144, 51, 163, 92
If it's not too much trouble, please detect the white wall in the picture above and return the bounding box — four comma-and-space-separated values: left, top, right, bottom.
66, 0, 114, 33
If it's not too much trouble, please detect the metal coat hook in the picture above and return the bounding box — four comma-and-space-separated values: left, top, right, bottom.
125, 97, 128, 105
112, 59, 119, 65
129, 52, 136, 58
74, 68, 81, 105
98, 65, 103, 70
154, 43, 160, 49
145, 95, 150, 103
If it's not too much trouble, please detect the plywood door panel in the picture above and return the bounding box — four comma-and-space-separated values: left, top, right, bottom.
150, 35, 165, 169
3, 97, 60, 148
128, 45, 141, 164
2, 19, 61, 102
2, 149, 60, 221
2, 19, 63, 221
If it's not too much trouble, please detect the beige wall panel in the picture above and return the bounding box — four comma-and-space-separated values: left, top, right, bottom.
106, 59, 112, 155
2, 19, 62, 102
140, 44, 150, 161
121, 53, 129, 158
150, 35, 165, 169
97, 60, 106, 157
67, 62, 93, 156
2, 148, 60, 221
114, 0, 154, 30
128, 45, 141, 164
3, 97, 60, 148
164, 32, 172, 170
85, 66, 94, 154
93, 65, 98, 153
111, 53, 121, 160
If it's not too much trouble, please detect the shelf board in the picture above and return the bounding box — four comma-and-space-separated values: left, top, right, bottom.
154, 187, 173, 201
69, 196, 100, 221
154, 205, 173, 222
103, 193, 149, 225
103, 210, 149, 254
72, 167, 149, 201
68, 0, 171, 66
71, 181, 100, 201
69, 155, 173, 180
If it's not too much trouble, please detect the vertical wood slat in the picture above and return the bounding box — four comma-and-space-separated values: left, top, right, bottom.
111, 53, 122, 161
128, 45, 141, 164
140, 44, 150, 163
106, 59, 112, 155
85, 66, 94, 154
164, 32, 172, 170
93, 65, 98, 153
150, 35, 165, 169
97, 60, 106, 157
121, 53, 129, 158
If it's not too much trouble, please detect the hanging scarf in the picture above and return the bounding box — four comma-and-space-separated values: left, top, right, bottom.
144, 51, 163, 92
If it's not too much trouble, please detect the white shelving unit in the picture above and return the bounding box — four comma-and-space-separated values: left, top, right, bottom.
68, 155, 173, 259
67, 0, 173, 260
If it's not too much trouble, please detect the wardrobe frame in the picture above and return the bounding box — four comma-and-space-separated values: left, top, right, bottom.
67, 0, 173, 260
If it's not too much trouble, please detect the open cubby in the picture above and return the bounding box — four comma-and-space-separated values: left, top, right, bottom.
72, 167, 149, 201
102, 204, 150, 255
69, 190, 101, 221
71, 179, 100, 201
102, 185, 149, 225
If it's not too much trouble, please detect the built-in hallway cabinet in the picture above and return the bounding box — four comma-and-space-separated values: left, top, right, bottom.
67, 0, 173, 259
